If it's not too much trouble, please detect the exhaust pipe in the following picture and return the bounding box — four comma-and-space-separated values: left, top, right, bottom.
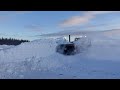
69, 35, 70, 42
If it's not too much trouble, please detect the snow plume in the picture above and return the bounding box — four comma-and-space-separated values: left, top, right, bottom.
60, 11, 120, 28
103, 29, 120, 39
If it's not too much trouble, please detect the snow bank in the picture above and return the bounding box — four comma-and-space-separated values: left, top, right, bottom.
0, 39, 58, 62
0, 38, 69, 78
0, 35, 120, 79
0, 45, 15, 50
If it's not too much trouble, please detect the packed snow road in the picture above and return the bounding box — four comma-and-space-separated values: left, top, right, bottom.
0, 37, 120, 79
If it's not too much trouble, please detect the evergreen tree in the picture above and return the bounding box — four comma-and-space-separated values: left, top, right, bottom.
0, 37, 30, 45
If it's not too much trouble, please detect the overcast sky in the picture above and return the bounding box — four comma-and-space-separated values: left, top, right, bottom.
0, 11, 120, 40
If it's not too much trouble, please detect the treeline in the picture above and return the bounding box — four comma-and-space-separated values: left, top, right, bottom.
0, 37, 30, 45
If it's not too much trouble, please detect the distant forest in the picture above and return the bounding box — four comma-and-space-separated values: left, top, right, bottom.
0, 37, 30, 45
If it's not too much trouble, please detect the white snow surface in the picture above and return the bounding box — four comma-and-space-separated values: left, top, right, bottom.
0, 36, 120, 79
0, 45, 14, 50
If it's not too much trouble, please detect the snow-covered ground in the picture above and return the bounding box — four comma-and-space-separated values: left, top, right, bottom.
0, 45, 15, 50
0, 35, 120, 79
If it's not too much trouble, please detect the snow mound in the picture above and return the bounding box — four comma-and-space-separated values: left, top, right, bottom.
0, 38, 58, 62
0, 45, 15, 50
1, 35, 120, 79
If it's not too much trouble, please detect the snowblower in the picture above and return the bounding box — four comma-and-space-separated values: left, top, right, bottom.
56, 35, 76, 55
56, 35, 91, 55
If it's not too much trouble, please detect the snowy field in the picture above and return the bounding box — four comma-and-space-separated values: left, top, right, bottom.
0, 36, 120, 79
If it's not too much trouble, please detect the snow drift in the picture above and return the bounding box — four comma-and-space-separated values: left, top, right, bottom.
0, 39, 58, 62
0, 33, 120, 78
